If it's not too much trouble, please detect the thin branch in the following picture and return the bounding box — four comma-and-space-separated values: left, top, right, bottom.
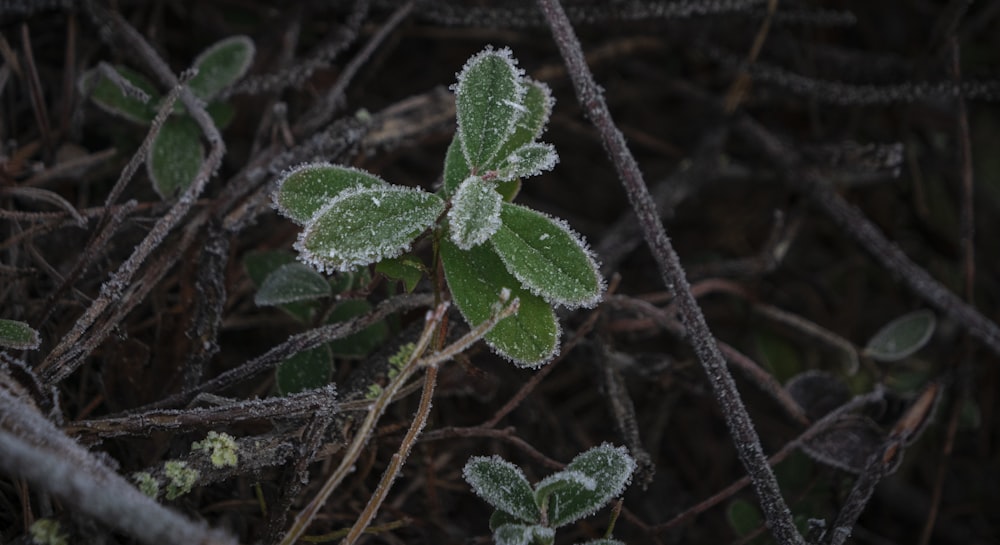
536, 1, 803, 542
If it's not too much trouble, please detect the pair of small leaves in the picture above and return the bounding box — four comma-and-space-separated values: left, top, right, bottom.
0, 319, 41, 350
462, 443, 636, 533
81, 36, 254, 198
274, 163, 445, 274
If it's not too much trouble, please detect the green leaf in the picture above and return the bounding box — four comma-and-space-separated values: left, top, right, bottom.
276, 345, 332, 395
441, 238, 559, 367
188, 35, 255, 102
493, 524, 554, 545
492, 79, 554, 169
273, 163, 388, 225
206, 101, 236, 129
864, 309, 936, 362
490, 510, 524, 532
296, 186, 445, 273
726, 498, 763, 537
455, 47, 525, 169
0, 319, 41, 350
533, 470, 595, 513
547, 444, 635, 528
496, 178, 521, 202
325, 299, 388, 357
243, 250, 317, 322
375, 255, 424, 293
463, 455, 541, 523
493, 142, 558, 182
442, 137, 471, 197
81, 65, 158, 124
254, 262, 331, 306
148, 116, 203, 198
490, 203, 604, 309
447, 176, 502, 250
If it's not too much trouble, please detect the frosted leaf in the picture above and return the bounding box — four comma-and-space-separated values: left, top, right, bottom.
276, 345, 333, 395
454, 46, 526, 169
442, 137, 472, 196
547, 444, 635, 528
0, 318, 41, 350
273, 163, 387, 225
463, 455, 541, 523
448, 176, 503, 249
375, 255, 424, 293
533, 470, 595, 512
295, 186, 444, 273
493, 524, 554, 545
79, 65, 158, 124
441, 238, 559, 367
490, 203, 605, 309
490, 78, 555, 170
864, 309, 936, 362
188, 35, 255, 101
494, 142, 558, 181
147, 116, 203, 198
254, 262, 331, 306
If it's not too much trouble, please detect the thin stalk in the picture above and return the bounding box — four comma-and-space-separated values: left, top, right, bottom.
535, 1, 803, 543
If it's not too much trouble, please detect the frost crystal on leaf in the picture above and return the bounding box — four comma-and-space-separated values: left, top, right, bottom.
463, 455, 542, 523
0, 318, 41, 350
546, 443, 636, 528
453, 46, 526, 169
295, 186, 444, 273
448, 176, 503, 249
533, 469, 596, 512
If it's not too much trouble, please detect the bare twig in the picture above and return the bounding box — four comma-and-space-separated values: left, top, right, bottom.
536, 1, 803, 542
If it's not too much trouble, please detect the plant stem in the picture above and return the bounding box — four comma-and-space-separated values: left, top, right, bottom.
535, 1, 804, 543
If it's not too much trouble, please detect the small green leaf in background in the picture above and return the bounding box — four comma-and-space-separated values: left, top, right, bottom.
296, 186, 445, 273
864, 309, 936, 362
754, 331, 801, 383
206, 101, 236, 129
273, 163, 388, 225
0, 319, 41, 350
493, 524, 554, 545
727, 498, 764, 537
455, 47, 525, 169
493, 142, 558, 182
375, 255, 424, 293
441, 239, 558, 367
489, 510, 524, 532
254, 262, 331, 306
148, 116, 204, 198
546, 444, 635, 528
324, 299, 389, 357
492, 79, 554, 167
243, 250, 317, 323
81, 65, 158, 124
275, 345, 332, 395
490, 203, 604, 309
187, 35, 255, 102
463, 455, 541, 523
800, 414, 885, 474
448, 176, 502, 250
533, 470, 595, 515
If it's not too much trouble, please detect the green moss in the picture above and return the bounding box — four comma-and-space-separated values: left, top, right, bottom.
164, 460, 200, 500
132, 471, 160, 498
192, 431, 239, 468
29, 519, 67, 545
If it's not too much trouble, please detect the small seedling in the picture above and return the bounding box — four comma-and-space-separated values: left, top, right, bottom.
80, 36, 255, 197
462, 443, 635, 545
192, 431, 239, 468
271, 46, 605, 366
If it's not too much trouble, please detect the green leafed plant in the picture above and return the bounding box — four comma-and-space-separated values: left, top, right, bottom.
863, 309, 936, 362
80, 35, 254, 198
463, 444, 635, 545
243, 250, 388, 394
270, 46, 604, 366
